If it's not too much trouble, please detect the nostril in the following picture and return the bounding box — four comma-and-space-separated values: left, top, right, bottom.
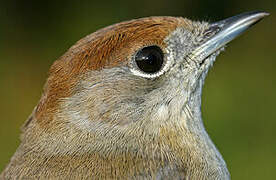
199, 58, 206, 66
204, 25, 221, 38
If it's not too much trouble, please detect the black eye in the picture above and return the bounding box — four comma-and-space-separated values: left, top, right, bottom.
135, 46, 164, 74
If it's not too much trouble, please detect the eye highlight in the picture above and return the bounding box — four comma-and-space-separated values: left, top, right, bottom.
135, 46, 164, 74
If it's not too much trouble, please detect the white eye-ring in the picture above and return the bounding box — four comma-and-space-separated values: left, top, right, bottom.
130, 45, 173, 78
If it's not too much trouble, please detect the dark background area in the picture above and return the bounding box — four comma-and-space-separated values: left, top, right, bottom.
0, 0, 275, 179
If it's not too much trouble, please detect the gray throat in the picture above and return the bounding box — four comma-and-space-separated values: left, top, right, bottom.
182, 75, 230, 179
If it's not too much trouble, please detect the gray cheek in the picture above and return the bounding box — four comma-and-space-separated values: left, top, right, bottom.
60, 68, 157, 125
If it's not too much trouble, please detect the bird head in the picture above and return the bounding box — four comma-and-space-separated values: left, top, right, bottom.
23, 12, 267, 159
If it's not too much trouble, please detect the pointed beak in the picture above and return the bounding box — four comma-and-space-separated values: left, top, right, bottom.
190, 11, 269, 62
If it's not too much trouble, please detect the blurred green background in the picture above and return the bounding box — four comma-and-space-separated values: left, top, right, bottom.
0, 0, 275, 179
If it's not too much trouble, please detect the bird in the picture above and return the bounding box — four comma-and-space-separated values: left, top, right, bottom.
0, 11, 268, 179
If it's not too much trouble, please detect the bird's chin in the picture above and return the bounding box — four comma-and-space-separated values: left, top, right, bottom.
187, 49, 223, 98
198, 47, 224, 76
